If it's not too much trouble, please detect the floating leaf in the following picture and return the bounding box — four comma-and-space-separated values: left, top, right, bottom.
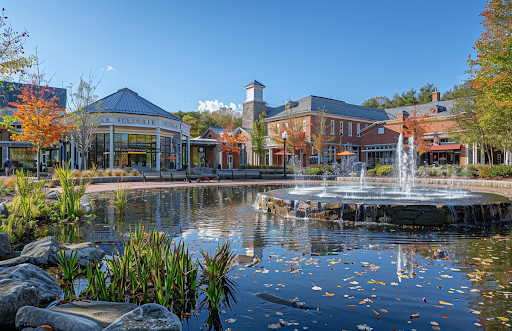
410, 313, 420, 319
225, 318, 237, 323
439, 301, 454, 306
380, 309, 388, 313
312, 284, 322, 291
442, 315, 449, 318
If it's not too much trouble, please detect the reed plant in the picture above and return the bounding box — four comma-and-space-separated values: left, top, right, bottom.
113, 186, 128, 221
80, 225, 199, 318
55, 165, 87, 221
200, 241, 237, 310
56, 250, 79, 299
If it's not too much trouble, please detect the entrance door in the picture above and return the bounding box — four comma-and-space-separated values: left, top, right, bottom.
227, 155, 233, 169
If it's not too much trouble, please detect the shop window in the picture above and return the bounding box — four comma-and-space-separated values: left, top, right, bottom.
378, 127, 384, 134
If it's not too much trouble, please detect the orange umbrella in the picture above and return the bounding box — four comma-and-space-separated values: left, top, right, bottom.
166, 155, 177, 160
336, 150, 357, 156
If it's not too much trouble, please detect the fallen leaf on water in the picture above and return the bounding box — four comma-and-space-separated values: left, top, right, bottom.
442, 315, 449, 318
41, 327, 53, 330
380, 309, 388, 313
357, 324, 373, 331
423, 297, 427, 303
276, 312, 283, 316
410, 313, 420, 319
225, 318, 237, 323
312, 284, 322, 291
323, 292, 335, 297
431, 321, 439, 325
498, 317, 510, 322
439, 301, 454, 306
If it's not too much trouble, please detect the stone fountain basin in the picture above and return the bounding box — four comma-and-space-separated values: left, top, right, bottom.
257, 185, 512, 226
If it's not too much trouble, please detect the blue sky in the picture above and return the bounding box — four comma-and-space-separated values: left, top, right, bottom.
5, 1, 484, 113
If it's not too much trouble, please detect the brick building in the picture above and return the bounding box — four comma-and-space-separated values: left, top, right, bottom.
241, 80, 481, 168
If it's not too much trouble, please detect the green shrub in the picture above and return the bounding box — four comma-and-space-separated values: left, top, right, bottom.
376, 165, 393, 176
308, 168, 323, 175
480, 164, 512, 178
367, 169, 377, 176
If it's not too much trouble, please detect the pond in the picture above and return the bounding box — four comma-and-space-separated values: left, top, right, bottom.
85, 185, 512, 331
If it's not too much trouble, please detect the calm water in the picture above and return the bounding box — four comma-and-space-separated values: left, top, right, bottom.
86, 185, 512, 331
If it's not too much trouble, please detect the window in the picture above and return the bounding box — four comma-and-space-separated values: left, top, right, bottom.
339, 121, 343, 135
266, 124, 270, 135
330, 120, 335, 135
302, 118, 306, 132
348, 122, 352, 136
357, 123, 361, 137
284, 122, 288, 128
276, 123, 279, 132
365, 124, 369, 128
378, 127, 384, 134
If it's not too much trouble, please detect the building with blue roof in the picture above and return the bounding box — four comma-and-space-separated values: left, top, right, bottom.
83, 87, 191, 171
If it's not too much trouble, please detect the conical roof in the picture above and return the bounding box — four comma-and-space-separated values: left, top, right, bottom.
86, 87, 182, 121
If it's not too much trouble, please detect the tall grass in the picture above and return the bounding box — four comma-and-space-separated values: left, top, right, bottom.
80, 225, 198, 318
55, 166, 87, 221
200, 241, 237, 310
113, 186, 128, 221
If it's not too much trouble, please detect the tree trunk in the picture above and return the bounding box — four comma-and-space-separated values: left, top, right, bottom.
36, 148, 40, 180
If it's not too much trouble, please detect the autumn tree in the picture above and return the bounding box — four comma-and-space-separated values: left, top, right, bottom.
402, 105, 430, 155
268, 116, 307, 157
250, 111, 267, 164
469, 0, 512, 108
217, 124, 249, 155
311, 108, 334, 163
67, 71, 102, 170
9, 81, 71, 179
449, 83, 496, 164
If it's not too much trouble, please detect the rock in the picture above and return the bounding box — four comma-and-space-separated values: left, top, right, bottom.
20, 236, 60, 265
104, 303, 182, 331
0, 233, 10, 258
16, 306, 102, 331
62, 242, 105, 265
79, 194, 92, 213
50, 301, 137, 328
46, 191, 58, 200
414, 210, 447, 226
0, 202, 7, 216
0, 263, 62, 326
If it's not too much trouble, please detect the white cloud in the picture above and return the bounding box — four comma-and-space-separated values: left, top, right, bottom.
197, 100, 242, 112
106, 66, 116, 72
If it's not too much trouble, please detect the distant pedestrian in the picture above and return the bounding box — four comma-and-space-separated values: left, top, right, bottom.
4, 159, 13, 176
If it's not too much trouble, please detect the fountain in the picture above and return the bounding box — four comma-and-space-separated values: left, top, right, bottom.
257, 134, 512, 226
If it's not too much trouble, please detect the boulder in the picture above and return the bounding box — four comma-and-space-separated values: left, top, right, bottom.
0, 263, 62, 326
46, 191, 58, 200
79, 194, 92, 213
0, 233, 10, 258
104, 303, 182, 331
50, 301, 137, 328
0, 202, 7, 216
62, 242, 105, 265
20, 236, 60, 265
16, 306, 102, 331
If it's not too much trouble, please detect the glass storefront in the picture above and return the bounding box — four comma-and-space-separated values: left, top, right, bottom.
89, 133, 180, 170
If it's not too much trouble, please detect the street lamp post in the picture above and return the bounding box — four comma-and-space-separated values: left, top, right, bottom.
282, 131, 288, 179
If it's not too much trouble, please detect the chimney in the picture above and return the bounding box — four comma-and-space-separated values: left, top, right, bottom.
432, 87, 441, 102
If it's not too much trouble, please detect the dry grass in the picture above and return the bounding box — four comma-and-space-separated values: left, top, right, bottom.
130, 169, 140, 176
113, 169, 124, 177
5, 175, 16, 189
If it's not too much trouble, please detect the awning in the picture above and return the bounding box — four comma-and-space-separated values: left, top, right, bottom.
274, 151, 292, 156
430, 144, 461, 151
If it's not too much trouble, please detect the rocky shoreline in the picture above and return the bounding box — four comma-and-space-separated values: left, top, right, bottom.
0, 236, 182, 331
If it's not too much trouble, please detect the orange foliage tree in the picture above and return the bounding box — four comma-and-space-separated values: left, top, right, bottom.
269, 117, 307, 156
9, 83, 71, 178
402, 105, 430, 155
217, 124, 249, 155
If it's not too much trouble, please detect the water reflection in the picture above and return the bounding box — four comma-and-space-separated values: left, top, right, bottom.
86, 186, 512, 330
